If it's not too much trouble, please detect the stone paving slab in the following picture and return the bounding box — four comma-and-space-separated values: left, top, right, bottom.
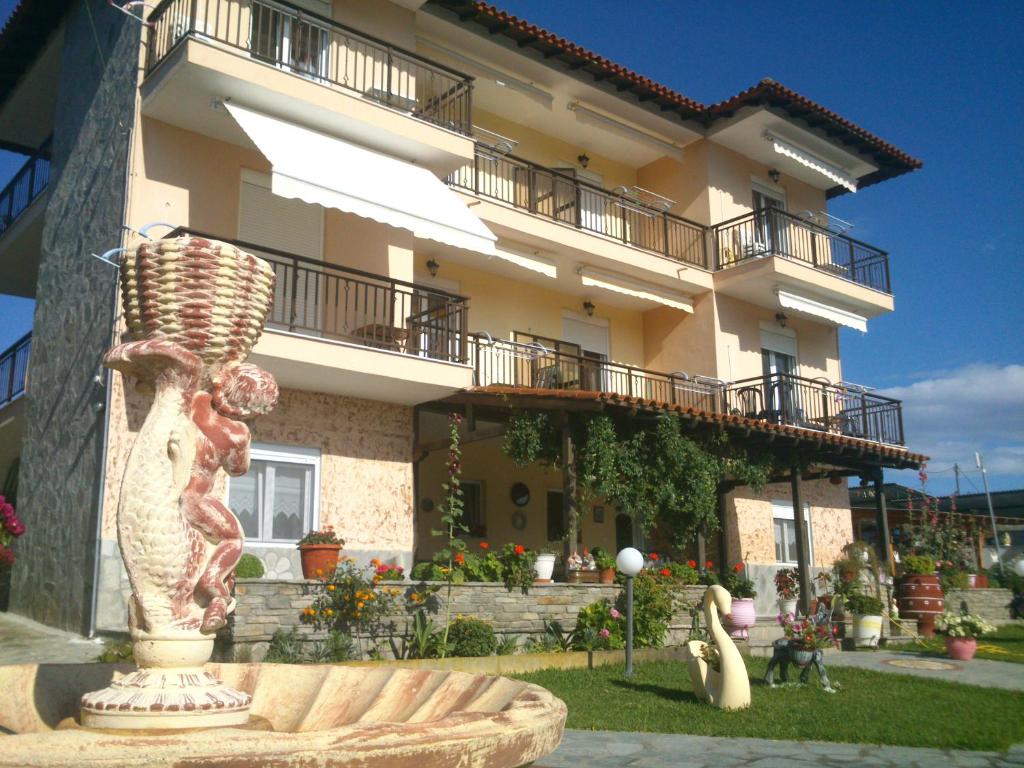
536, 731, 1023, 768
0, 612, 104, 665
824, 648, 1024, 691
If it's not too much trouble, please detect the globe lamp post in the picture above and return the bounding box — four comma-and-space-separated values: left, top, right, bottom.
616, 547, 644, 677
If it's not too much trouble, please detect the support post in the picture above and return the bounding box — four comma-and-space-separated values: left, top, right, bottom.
561, 411, 578, 561
717, 488, 729, 570
624, 575, 634, 677
873, 470, 894, 578
790, 468, 812, 616
696, 531, 706, 569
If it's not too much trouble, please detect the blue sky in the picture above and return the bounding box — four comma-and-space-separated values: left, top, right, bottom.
0, 0, 1021, 493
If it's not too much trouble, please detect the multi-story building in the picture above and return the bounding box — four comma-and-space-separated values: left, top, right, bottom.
0, 0, 925, 632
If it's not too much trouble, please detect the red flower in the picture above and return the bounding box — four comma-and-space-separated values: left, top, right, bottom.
454, 553, 465, 565
659, 568, 671, 577
687, 560, 697, 569
733, 563, 743, 573
479, 542, 490, 550
649, 553, 660, 561
514, 545, 525, 555
705, 560, 713, 569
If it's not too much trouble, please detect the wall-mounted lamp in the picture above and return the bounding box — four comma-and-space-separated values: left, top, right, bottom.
583, 300, 595, 317
775, 311, 788, 328
768, 167, 781, 184
426, 258, 439, 277
577, 153, 590, 169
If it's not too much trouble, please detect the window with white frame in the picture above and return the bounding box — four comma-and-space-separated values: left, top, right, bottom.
772, 500, 812, 565
227, 444, 320, 543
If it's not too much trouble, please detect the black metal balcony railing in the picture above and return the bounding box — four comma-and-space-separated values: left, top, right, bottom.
723, 373, 904, 445
712, 208, 891, 293
172, 230, 469, 363
0, 139, 51, 238
0, 333, 31, 409
448, 148, 709, 269
146, 0, 473, 134
468, 334, 724, 412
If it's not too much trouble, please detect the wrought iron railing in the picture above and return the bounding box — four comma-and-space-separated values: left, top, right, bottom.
712, 208, 890, 293
146, 0, 474, 134
467, 334, 723, 411
724, 373, 904, 445
171, 230, 469, 363
0, 333, 31, 409
0, 139, 51, 237
448, 148, 708, 268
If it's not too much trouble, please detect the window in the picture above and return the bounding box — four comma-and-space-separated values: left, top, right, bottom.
462, 481, 485, 537
227, 445, 320, 543
547, 490, 565, 542
773, 500, 812, 564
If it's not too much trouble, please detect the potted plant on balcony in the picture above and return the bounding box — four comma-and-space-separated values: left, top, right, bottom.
592, 547, 617, 584
844, 591, 885, 648
722, 562, 757, 639
935, 611, 995, 661
774, 567, 799, 617
297, 526, 344, 580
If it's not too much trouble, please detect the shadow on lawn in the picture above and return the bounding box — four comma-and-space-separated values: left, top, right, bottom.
610, 675, 769, 703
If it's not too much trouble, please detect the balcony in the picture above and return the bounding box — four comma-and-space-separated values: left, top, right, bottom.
0, 139, 50, 239
0, 332, 30, 410
0, 139, 50, 297
723, 373, 904, 446
170, 230, 473, 404
448, 147, 708, 270
468, 335, 904, 446
146, 0, 473, 136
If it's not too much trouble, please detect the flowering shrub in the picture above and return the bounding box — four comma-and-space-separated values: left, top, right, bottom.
722, 562, 756, 599
697, 560, 719, 586
301, 559, 400, 634
774, 567, 800, 600
936, 612, 995, 638
297, 526, 343, 547
0, 495, 25, 569
573, 599, 624, 650
615, 571, 674, 648
778, 612, 837, 651
372, 559, 405, 582
902, 554, 936, 575
499, 542, 537, 594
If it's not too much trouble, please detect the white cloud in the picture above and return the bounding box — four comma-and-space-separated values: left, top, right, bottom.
880, 364, 1024, 491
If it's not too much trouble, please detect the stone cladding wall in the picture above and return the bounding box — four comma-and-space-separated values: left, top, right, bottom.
943, 588, 1016, 625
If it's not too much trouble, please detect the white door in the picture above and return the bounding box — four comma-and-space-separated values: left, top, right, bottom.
752, 184, 786, 256
562, 315, 609, 392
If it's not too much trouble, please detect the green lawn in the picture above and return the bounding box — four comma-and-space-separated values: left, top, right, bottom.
514, 656, 1024, 752
898, 624, 1024, 665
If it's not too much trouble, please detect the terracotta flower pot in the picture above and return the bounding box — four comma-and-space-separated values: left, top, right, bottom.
896, 574, 944, 637
599, 567, 615, 585
724, 597, 756, 639
946, 636, 978, 661
299, 544, 341, 579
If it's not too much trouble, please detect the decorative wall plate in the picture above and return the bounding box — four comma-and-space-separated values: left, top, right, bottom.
510, 482, 530, 507
511, 510, 527, 531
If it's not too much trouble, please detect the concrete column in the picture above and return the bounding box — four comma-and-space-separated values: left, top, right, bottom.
790, 469, 812, 616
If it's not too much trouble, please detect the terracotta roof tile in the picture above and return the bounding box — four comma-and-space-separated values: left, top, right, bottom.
465, 385, 928, 466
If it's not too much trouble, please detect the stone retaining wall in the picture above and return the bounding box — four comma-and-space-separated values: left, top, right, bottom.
943, 588, 1015, 624
221, 579, 708, 661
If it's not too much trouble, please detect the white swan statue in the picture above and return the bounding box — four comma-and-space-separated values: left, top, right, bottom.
683, 584, 751, 710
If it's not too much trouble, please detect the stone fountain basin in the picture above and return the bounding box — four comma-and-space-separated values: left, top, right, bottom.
0, 663, 567, 767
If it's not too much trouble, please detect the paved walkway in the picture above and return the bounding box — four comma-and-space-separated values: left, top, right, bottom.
0, 611, 104, 665
537, 731, 1024, 768
823, 648, 1024, 691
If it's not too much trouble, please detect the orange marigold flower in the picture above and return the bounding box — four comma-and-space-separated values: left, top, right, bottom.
514, 545, 525, 555
455, 553, 465, 565
479, 542, 490, 550
327, 584, 336, 592
315, 568, 324, 577
371, 558, 381, 567
357, 601, 365, 609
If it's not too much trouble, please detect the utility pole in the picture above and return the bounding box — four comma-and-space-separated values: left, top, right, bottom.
975, 452, 1002, 567
954, 463, 961, 496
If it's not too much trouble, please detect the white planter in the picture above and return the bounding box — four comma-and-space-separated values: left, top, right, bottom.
778, 598, 798, 618
534, 553, 557, 582
853, 614, 883, 648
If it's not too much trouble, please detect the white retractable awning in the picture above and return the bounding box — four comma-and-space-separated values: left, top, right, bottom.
579, 267, 693, 312
492, 245, 557, 278
225, 102, 497, 256
767, 134, 858, 193
777, 289, 867, 332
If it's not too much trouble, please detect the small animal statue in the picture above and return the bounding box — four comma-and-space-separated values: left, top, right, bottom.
764, 602, 835, 692
683, 585, 751, 710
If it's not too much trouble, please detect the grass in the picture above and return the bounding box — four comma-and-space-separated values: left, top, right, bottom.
514, 656, 1024, 752
897, 624, 1024, 665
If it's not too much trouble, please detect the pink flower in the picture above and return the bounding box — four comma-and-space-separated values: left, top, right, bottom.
610, 608, 621, 619
599, 628, 610, 639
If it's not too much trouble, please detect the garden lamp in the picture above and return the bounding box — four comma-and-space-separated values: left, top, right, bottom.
616, 547, 644, 677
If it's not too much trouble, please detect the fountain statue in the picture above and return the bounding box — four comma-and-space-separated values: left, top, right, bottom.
0, 234, 565, 766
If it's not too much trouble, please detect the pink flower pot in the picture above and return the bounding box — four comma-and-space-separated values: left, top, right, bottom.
946, 636, 977, 661
724, 597, 756, 639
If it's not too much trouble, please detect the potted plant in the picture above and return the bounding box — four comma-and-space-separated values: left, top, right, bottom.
297, 526, 344, 579
592, 547, 617, 584
534, 543, 559, 583
844, 591, 885, 648
896, 554, 944, 637
778, 612, 836, 667
774, 567, 799, 617
935, 611, 995, 661
499, 543, 537, 594
722, 562, 757, 639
